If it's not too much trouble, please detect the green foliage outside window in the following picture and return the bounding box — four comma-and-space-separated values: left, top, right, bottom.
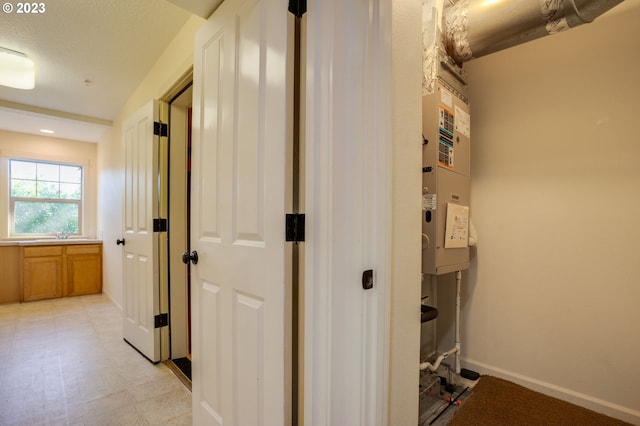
10, 159, 83, 235
14, 201, 79, 234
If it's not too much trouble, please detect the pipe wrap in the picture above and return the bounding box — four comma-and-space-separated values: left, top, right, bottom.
442, 0, 624, 64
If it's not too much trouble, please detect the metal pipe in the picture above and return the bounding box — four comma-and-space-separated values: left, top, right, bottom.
443, 0, 625, 64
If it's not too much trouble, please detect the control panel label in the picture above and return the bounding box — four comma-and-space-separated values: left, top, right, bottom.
455, 105, 470, 138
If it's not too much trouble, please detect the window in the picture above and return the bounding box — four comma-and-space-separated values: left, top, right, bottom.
9, 159, 83, 236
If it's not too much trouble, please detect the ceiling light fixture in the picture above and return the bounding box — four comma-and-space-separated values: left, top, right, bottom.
0, 47, 35, 90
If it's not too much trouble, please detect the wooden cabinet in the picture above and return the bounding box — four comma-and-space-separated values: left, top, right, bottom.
22, 246, 64, 302
0, 246, 21, 304
65, 244, 102, 297
21, 243, 102, 302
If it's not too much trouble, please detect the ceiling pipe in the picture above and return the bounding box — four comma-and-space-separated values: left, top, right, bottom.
443, 0, 625, 65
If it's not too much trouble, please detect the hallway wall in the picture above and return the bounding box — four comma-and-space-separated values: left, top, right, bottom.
436, 3, 640, 423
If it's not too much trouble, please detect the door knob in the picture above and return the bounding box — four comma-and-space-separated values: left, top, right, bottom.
182, 251, 198, 265
116, 238, 125, 246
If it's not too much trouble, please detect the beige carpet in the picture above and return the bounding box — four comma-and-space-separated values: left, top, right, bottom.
448, 376, 631, 426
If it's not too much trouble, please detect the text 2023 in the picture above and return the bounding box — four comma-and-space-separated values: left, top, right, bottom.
17, 2, 45, 13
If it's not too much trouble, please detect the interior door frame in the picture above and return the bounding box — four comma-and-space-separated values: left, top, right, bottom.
160, 69, 194, 362
166, 81, 193, 360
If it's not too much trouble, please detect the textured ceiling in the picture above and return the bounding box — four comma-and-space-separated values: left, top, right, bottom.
0, 0, 192, 141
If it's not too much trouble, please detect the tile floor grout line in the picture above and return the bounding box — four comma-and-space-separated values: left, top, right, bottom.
56, 353, 71, 426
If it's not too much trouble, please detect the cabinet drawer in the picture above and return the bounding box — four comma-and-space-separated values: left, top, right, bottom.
23, 246, 64, 257
66, 245, 101, 255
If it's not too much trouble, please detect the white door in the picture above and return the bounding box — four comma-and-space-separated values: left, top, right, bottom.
191, 0, 292, 424
122, 100, 162, 362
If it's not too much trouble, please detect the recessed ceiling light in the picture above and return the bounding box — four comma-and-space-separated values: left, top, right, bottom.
40, 129, 55, 134
0, 47, 35, 90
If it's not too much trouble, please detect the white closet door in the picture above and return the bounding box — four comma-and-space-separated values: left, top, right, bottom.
191, 0, 292, 423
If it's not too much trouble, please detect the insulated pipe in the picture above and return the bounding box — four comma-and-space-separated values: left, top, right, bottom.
443, 0, 625, 65
454, 270, 462, 374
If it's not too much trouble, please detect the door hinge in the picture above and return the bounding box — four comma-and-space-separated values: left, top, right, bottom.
285, 213, 305, 242
153, 121, 168, 137
153, 218, 168, 232
288, 0, 306, 17
154, 313, 168, 328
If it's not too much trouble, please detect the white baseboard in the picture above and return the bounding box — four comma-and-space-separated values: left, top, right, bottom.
463, 358, 640, 426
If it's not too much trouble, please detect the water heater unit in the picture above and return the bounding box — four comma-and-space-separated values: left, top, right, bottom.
422, 79, 470, 275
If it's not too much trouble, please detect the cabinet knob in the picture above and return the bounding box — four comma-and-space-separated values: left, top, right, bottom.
116, 238, 125, 246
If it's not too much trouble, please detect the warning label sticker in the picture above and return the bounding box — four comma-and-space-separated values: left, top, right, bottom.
439, 141, 454, 167
423, 193, 437, 210
439, 106, 454, 168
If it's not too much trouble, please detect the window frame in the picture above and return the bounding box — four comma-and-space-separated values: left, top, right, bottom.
8, 158, 84, 237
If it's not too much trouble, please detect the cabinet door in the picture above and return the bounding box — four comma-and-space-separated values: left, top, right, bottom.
65, 245, 102, 297
23, 256, 63, 302
0, 246, 21, 304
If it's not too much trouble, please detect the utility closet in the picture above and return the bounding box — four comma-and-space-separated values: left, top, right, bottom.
418, 0, 624, 423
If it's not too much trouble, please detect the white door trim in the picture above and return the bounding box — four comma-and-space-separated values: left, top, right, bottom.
303, 0, 392, 424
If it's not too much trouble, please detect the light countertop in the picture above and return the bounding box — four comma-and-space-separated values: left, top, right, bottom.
0, 239, 102, 247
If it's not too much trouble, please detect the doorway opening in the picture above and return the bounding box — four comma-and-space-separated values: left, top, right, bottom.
165, 82, 193, 388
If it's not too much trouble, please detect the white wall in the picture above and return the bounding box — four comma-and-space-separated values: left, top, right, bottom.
97, 15, 204, 307
436, 4, 640, 423
0, 130, 97, 239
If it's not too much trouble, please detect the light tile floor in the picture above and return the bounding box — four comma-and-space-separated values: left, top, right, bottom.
0, 294, 192, 425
